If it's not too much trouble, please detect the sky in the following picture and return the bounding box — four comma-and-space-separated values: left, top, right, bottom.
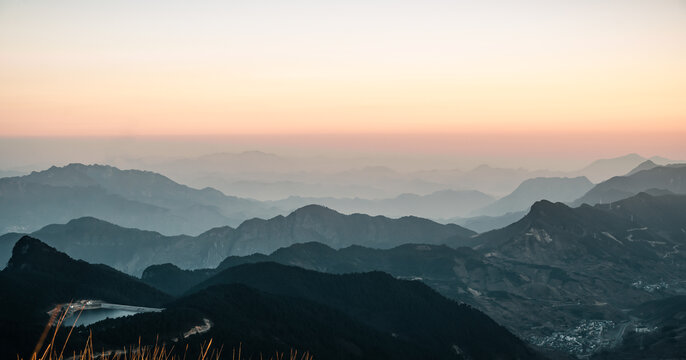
0, 0, 685, 162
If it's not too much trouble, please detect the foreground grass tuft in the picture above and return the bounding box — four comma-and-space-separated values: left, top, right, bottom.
23, 302, 313, 360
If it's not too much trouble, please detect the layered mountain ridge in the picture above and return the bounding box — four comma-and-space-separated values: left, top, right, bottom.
0, 236, 540, 360
0, 163, 280, 235
573, 164, 686, 206
0, 204, 475, 275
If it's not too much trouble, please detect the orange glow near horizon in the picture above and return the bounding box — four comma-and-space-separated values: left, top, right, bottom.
1, 1, 685, 139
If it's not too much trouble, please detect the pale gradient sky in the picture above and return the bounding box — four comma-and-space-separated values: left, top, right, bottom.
1, 0, 685, 140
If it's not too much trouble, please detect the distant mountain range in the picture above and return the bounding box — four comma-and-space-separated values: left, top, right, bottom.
0, 204, 475, 276
146, 152, 456, 200
0, 236, 540, 360
1, 156, 681, 237
473, 176, 593, 216
267, 189, 495, 219
570, 153, 670, 183
2, 155, 685, 359
476, 193, 686, 290
263, 156, 679, 221
573, 164, 686, 206
120, 151, 676, 200
3, 161, 685, 277
0, 163, 283, 235
141, 192, 686, 358
265, 176, 594, 226
625, 160, 659, 176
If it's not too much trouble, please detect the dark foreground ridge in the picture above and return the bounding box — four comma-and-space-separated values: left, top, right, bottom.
0, 236, 542, 360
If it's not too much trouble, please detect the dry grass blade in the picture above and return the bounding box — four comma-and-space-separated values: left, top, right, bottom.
21, 314, 312, 360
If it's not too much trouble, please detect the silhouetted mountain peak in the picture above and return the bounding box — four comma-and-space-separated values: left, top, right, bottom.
626, 160, 658, 176
147, 262, 181, 271
289, 204, 341, 218
276, 241, 335, 252
65, 162, 107, 170
26, 163, 219, 193
26, 163, 98, 186
35, 216, 167, 242
197, 225, 236, 238
42, 163, 126, 177
270, 241, 338, 258
141, 263, 183, 280
11, 235, 57, 258
527, 199, 571, 218
7, 236, 74, 272
2, 235, 172, 324
65, 216, 117, 227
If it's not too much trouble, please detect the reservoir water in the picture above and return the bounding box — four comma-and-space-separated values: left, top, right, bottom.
64, 308, 143, 327
54, 301, 163, 327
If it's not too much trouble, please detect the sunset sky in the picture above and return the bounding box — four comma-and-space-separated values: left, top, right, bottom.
0, 0, 685, 160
